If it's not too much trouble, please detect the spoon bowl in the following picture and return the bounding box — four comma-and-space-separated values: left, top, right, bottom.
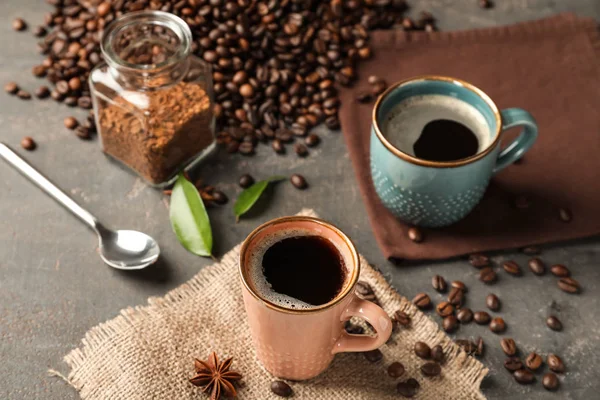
99, 228, 160, 270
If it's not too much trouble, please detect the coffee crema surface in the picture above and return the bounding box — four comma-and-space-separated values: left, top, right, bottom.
381, 95, 491, 162
247, 228, 350, 310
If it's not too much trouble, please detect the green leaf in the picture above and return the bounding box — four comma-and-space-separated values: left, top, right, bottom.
233, 175, 286, 222
169, 174, 213, 257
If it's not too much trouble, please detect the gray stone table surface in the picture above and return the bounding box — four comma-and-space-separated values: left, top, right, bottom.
1, 1, 599, 399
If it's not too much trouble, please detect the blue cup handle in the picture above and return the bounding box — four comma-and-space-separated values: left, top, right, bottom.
493, 108, 538, 174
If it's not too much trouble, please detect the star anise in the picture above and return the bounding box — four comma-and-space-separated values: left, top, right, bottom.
190, 352, 242, 399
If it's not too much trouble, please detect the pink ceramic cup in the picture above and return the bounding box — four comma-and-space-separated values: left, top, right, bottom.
239, 216, 393, 380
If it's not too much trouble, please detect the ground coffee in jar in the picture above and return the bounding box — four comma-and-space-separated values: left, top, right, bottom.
90, 11, 215, 186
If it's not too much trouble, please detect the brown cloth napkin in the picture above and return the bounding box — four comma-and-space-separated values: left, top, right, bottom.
58, 210, 487, 400
339, 14, 600, 261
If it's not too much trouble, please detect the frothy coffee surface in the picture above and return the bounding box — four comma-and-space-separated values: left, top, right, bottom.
381, 95, 490, 158
247, 228, 351, 310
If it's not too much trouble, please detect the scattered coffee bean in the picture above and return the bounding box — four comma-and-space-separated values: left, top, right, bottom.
557, 277, 580, 294
514, 369, 535, 384
294, 143, 308, 157
12, 18, 27, 31
33, 26, 47, 37
550, 264, 570, 277
345, 321, 364, 335
356, 91, 373, 103
447, 287, 464, 306
394, 310, 411, 327
559, 207, 572, 222
442, 315, 458, 333
271, 139, 285, 154
290, 174, 308, 190
547, 354, 565, 373
528, 257, 546, 275
211, 190, 228, 205
397, 378, 420, 398
432, 275, 447, 293
474, 311, 491, 325
503, 260, 521, 276
420, 362, 441, 377
304, 134, 320, 147
479, 267, 497, 284
501, 338, 517, 356
239, 174, 255, 189
270, 380, 292, 397
451, 281, 467, 292
542, 372, 559, 391
522, 246, 541, 255
363, 349, 383, 363
504, 357, 523, 372
5, 82, 19, 94
546, 316, 563, 331
414, 342, 431, 359
75, 126, 91, 139
32, 65, 47, 78
64, 117, 78, 130
456, 308, 473, 323
17, 90, 31, 100
486, 294, 500, 311
436, 301, 454, 317
64, 96, 78, 107
431, 345, 444, 363
469, 253, 489, 268
412, 293, 431, 309
387, 362, 405, 378
20, 136, 36, 151
489, 317, 506, 333
476, 337, 484, 356
34, 86, 50, 99
525, 352, 543, 370
455, 339, 477, 355
407, 227, 423, 243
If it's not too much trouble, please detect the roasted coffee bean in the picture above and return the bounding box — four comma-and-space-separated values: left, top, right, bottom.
442, 315, 458, 333
528, 257, 546, 275
275, 129, 293, 143
542, 373, 559, 391
514, 369, 535, 384
436, 301, 454, 317
271, 139, 285, 154
500, 338, 517, 356
407, 227, 423, 243
238, 141, 254, 155
431, 345, 444, 362
5, 82, 19, 94
387, 361, 405, 378
356, 91, 372, 103
32, 65, 47, 77
550, 264, 570, 277
394, 310, 411, 327
451, 281, 467, 292
559, 207, 572, 222
396, 378, 420, 398
345, 321, 364, 335
34, 86, 50, 99
325, 115, 340, 130
489, 317, 506, 333
547, 354, 565, 373
447, 287, 464, 306
486, 294, 500, 311
414, 342, 431, 359
431, 275, 447, 293
412, 293, 431, 309
294, 143, 308, 157
211, 191, 228, 205
33, 26, 47, 37
546, 316, 563, 331
356, 281, 374, 297
525, 352, 543, 370
64, 96, 78, 107
270, 380, 292, 397
476, 337, 484, 356
455, 339, 477, 354
239, 174, 254, 189
20, 136, 36, 151
522, 246, 541, 255
503, 260, 521, 276
363, 349, 383, 363
64, 117, 78, 130
420, 362, 441, 377
50, 90, 64, 102
504, 357, 523, 372
17, 90, 31, 100
290, 174, 308, 190
473, 311, 491, 325
456, 308, 473, 323
12, 18, 27, 31
304, 133, 320, 147
479, 267, 497, 284
78, 96, 92, 109
557, 277, 580, 293
75, 126, 90, 139
469, 253, 489, 268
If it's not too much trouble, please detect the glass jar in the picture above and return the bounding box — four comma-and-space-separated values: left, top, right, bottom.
89, 11, 215, 187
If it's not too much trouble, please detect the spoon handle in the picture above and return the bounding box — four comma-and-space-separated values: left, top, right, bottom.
0, 142, 99, 230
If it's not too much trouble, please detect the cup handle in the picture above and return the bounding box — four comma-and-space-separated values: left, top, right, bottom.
332, 294, 393, 354
493, 108, 538, 174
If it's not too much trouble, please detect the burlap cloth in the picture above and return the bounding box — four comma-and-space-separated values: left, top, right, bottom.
60, 210, 487, 399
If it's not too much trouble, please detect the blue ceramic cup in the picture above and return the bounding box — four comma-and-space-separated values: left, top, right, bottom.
370, 76, 538, 228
